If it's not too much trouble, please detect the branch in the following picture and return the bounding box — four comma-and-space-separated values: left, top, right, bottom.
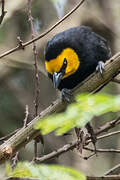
0, 0, 85, 59
0, 53, 120, 163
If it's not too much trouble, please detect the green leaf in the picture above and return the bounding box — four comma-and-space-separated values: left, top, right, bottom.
6, 162, 34, 178
6, 162, 86, 180
35, 93, 120, 136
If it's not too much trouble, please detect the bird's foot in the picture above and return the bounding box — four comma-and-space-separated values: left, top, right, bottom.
96, 61, 105, 75
61, 88, 72, 103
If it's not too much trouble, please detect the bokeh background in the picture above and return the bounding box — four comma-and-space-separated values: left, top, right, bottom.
0, 0, 120, 177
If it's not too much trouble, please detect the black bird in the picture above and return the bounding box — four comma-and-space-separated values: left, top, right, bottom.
45, 26, 111, 100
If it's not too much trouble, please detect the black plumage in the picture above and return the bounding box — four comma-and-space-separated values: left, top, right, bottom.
45, 26, 111, 90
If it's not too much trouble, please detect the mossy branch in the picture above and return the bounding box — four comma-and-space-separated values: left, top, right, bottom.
0, 52, 120, 164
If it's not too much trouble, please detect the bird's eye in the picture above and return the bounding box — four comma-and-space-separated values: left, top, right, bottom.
58, 58, 67, 75
63, 58, 67, 65
62, 58, 67, 70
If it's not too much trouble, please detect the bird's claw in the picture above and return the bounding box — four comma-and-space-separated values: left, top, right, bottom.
96, 61, 105, 75
61, 88, 72, 102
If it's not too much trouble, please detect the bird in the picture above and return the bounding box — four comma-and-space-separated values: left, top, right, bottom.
44, 25, 111, 101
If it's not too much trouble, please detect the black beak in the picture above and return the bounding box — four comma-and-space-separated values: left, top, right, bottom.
53, 72, 63, 88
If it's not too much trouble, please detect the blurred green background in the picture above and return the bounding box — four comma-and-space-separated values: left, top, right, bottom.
0, 0, 120, 177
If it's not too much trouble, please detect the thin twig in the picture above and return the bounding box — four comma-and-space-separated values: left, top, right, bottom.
94, 116, 120, 135
0, 0, 6, 25
35, 141, 79, 163
83, 152, 96, 160
23, 105, 29, 128
84, 147, 120, 153
97, 130, 120, 141
0, 107, 29, 142
17, 36, 24, 50
87, 130, 120, 145
0, 0, 85, 59
11, 106, 29, 168
27, 0, 43, 159
27, 0, 40, 117
11, 151, 19, 169
104, 164, 120, 176
0, 128, 20, 142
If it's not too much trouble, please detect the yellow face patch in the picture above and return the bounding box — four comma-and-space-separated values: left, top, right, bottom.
45, 48, 80, 78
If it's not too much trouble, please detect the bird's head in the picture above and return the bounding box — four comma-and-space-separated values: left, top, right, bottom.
45, 47, 80, 89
